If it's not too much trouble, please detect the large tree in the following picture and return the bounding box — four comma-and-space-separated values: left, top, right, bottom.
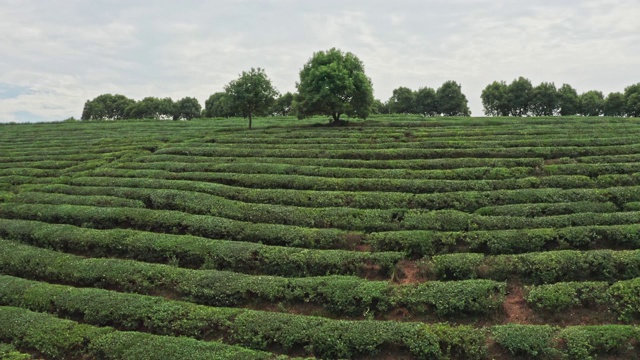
173, 97, 201, 120
225, 68, 279, 129
271, 92, 294, 116
124, 97, 174, 119
625, 83, 640, 117
530, 82, 558, 116
203, 92, 234, 118
81, 94, 135, 120
480, 81, 510, 116
295, 48, 374, 123
436, 80, 470, 116
415, 87, 438, 116
388, 87, 416, 114
557, 84, 580, 116
579, 90, 604, 116
603, 92, 626, 117
507, 77, 533, 116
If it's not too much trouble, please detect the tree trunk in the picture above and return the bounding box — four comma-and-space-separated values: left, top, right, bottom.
248, 112, 252, 129
331, 112, 340, 122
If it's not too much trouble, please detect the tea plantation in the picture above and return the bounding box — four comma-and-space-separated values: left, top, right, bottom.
1, 115, 640, 359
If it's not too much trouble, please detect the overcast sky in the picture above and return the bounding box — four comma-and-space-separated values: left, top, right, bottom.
1, 0, 639, 122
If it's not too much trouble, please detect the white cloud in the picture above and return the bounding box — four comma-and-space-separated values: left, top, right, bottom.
0, 0, 639, 122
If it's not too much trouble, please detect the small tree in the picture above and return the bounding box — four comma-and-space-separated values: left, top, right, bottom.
225, 68, 278, 129
295, 48, 374, 123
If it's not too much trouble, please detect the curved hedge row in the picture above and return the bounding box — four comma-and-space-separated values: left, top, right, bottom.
525, 278, 640, 322
474, 201, 618, 217
0, 306, 281, 360
154, 143, 640, 160
65, 177, 640, 211
116, 161, 537, 181
81, 167, 640, 193
420, 249, 640, 284
135, 153, 546, 170
0, 218, 402, 278
369, 224, 640, 256
0, 275, 486, 360
0, 191, 145, 209
0, 240, 506, 317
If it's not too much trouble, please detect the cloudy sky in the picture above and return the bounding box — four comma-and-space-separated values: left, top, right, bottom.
1, 0, 639, 122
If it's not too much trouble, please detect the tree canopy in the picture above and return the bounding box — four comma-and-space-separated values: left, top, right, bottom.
436, 81, 470, 116
295, 48, 374, 123
81, 94, 135, 120
480, 81, 509, 116
224, 68, 279, 129
203, 92, 235, 118
173, 97, 202, 120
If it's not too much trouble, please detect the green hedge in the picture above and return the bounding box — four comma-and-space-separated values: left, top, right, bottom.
64, 177, 640, 212
0, 275, 487, 360
134, 153, 545, 170
0, 218, 403, 278
0, 240, 505, 317
80, 167, 640, 193
368, 224, 640, 256
0, 203, 353, 249
154, 143, 640, 160
1, 191, 145, 208
115, 160, 537, 180
420, 249, 640, 284
525, 282, 611, 312
0, 306, 280, 360
474, 201, 618, 217
491, 324, 559, 358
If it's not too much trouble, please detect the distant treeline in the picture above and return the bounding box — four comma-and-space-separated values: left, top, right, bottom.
81, 95, 202, 121
80, 79, 640, 121
481, 78, 640, 117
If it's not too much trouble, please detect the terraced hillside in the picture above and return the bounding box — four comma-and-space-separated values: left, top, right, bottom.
2, 116, 640, 359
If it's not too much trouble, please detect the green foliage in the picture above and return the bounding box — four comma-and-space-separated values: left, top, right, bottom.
530, 82, 558, 116
203, 92, 235, 118
481, 81, 509, 116
624, 83, 640, 117
295, 48, 374, 122
81, 93, 136, 120
559, 326, 640, 360
492, 324, 559, 358
435, 80, 470, 116
604, 92, 627, 117
430, 253, 485, 280
579, 90, 605, 116
388, 86, 416, 114
507, 77, 533, 116
124, 97, 175, 119
525, 282, 611, 312
225, 68, 279, 129
609, 277, 640, 321
173, 97, 202, 120
557, 84, 580, 116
